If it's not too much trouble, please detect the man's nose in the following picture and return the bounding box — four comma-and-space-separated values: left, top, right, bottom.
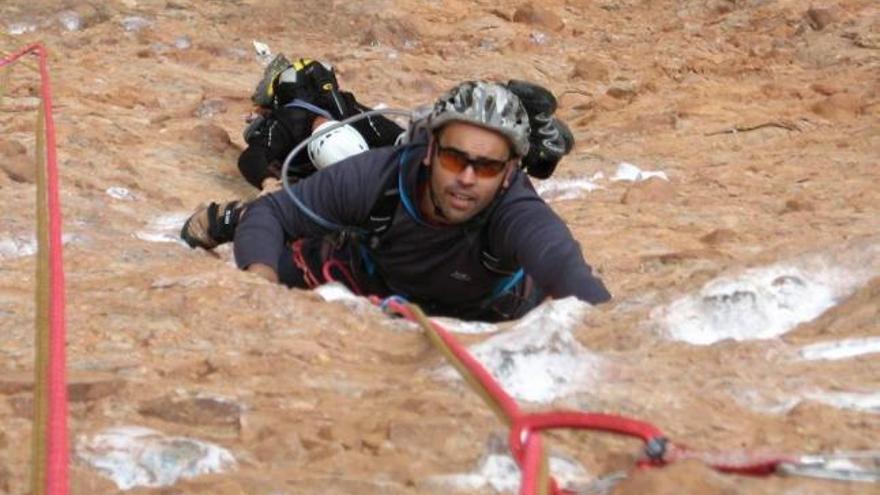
456, 164, 477, 185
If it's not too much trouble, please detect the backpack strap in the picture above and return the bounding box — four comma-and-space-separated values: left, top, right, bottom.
363, 184, 401, 249
284, 99, 334, 120
359, 147, 519, 278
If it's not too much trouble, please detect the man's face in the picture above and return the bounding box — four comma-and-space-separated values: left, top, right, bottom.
425, 121, 515, 224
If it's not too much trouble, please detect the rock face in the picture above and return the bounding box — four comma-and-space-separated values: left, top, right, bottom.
1, 0, 879, 494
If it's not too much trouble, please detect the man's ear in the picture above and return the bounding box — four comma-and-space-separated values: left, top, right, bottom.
502, 160, 518, 188
423, 135, 435, 167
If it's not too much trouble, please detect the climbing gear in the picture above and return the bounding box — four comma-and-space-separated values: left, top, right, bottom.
179, 201, 243, 250
250, 53, 296, 108
522, 116, 574, 179
307, 120, 370, 169
506, 79, 575, 179
435, 144, 510, 178
379, 298, 880, 494
250, 54, 347, 116
3, 42, 70, 495
427, 81, 531, 158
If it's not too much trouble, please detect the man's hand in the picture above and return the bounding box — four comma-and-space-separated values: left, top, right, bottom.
259, 177, 283, 196
246, 263, 279, 283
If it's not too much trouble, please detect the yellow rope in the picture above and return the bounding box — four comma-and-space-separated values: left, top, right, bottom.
407, 304, 512, 426
538, 447, 550, 495
31, 96, 49, 495
0, 67, 8, 103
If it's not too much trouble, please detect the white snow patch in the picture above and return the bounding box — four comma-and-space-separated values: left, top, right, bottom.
427, 452, 591, 493
315, 282, 361, 303
7, 22, 37, 35
121, 16, 151, 33
432, 317, 499, 335
610, 162, 668, 182
0, 235, 37, 259
106, 187, 135, 200
535, 175, 603, 202
731, 387, 802, 415
0, 233, 78, 260
76, 426, 236, 490
134, 213, 190, 245
439, 297, 602, 403
57, 10, 83, 31
805, 391, 880, 414
652, 256, 878, 346
655, 267, 840, 345
654, 238, 880, 345
798, 337, 880, 361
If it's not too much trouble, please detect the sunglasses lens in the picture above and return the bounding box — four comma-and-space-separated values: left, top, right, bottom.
437, 147, 507, 178
472, 159, 506, 178
437, 148, 469, 174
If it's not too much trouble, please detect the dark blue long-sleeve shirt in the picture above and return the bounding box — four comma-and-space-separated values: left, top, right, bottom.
234, 142, 610, 318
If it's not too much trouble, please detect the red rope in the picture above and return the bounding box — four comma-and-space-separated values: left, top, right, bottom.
377, 297, 798, 491
2, 43, 69, 495
509, 411, 665, 465
519, 433, 544, 495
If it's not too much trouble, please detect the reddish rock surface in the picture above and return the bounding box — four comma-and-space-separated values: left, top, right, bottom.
1, 0, 878, 494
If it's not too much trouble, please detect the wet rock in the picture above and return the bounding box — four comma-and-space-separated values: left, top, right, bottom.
138, 392, 244, 431
810, 93, 864, 119
569, 57, 610, 82
0, 139, 34, 183
512, 3, 565, 32
806, 7, 837, 31
620, 177, 676, 204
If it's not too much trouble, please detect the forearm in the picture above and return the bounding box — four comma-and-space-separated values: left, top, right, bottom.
233, 195, 288, 273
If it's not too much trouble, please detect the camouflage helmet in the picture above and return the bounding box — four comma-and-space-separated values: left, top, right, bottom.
427, 81, 531, 157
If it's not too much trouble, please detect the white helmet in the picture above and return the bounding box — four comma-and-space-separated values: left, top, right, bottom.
307, 120, 369, 169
